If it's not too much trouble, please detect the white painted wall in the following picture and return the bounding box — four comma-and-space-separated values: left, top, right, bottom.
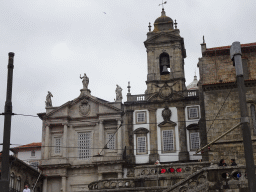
157, 107, 179, 162
133, 110, 150, 164
185, 105, 202, 161
17, 150, 41, 164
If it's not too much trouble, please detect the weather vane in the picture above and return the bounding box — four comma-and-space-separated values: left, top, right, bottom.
159, 0, 167, 9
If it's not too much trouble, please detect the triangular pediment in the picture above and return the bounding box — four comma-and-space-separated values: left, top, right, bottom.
46, 94, 122, 118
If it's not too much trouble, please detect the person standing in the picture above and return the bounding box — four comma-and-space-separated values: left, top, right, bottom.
231, 159, 237, 166
23, 184, 30, 192
219, 159, 227, 166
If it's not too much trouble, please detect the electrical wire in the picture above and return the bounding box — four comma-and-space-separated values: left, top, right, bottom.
206, 82, 236, 134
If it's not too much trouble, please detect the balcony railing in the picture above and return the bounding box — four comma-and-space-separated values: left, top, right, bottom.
126, 90, 199, 102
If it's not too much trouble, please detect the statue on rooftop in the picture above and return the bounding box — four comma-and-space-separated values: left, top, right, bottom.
115, 84, 123, 102
45, 91, 53, 107
80, 73, 89, 89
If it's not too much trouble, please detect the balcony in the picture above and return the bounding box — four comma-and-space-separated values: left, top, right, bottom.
126, 90, 199, 102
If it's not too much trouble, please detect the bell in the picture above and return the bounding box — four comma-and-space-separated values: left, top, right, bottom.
162, 65, 169, 74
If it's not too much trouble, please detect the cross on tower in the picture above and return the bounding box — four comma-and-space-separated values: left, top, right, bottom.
159, 0, 167, 9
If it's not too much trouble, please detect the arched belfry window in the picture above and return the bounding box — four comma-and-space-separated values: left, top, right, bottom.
159, 52, 170, 75
250, 104, 256, 134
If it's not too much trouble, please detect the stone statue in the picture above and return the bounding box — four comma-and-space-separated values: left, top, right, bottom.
45, 91, 53, 107
115, 84, 123, 102
80, 73, 89, 89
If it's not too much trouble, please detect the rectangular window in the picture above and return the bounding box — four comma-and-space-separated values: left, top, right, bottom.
78, 132, 92, 160
137, 136, 146, 154
190, 132, 200, 150
31, 150, 35, 156
162, 130, 174, 152
188, 107, 199, 119
136, 111, 146, 124
54, 138, 61, 154
107, 133, 115, 150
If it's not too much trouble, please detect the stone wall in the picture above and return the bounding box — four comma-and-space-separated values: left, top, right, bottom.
199, 51, 256, 85
204, 87, 256, 165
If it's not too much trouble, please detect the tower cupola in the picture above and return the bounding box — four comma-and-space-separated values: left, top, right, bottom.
153, 9, 173, 32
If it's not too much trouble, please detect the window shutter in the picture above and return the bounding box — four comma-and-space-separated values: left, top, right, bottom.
190, 132, 200, 150
78, 132, 92, 159
163, 130, 174, 152
107, 133, 115, 149
137, 136, 146, 153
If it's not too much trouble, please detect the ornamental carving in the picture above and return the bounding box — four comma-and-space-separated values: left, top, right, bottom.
162, 106, 172, 122
159, 82, 173, 100
79, 99, 90, 116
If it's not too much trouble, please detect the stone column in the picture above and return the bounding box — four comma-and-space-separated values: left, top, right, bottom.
43, 178, 47, 192
177, 106, 189, 161
44, 123, 50, 159
117, 119, 122, 155
61, 177, 66, 192
63, 122, 68, 158
148, 108, 159, 164
98, 120, 104, 154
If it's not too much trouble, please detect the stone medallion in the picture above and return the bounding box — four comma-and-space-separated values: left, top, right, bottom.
159, 83, 173, 100
162, 106, 172, 122
79, 99, 90, 116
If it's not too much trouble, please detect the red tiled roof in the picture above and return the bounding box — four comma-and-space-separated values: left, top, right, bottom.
206, 42, 256, 51
13, 142, 42, 149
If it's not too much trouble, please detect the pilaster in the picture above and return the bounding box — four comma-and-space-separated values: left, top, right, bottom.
148, 108, 159, 163
44, 122, 50, 159
117, 119, 122, 155
62, 122, 69, 158
177, 106, 189, 161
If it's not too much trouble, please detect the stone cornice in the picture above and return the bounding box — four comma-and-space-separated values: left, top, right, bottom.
202, 79, 256, 91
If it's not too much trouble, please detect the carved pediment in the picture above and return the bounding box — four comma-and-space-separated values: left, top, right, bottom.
158, 120, 177, 127
133, 128, 149, 134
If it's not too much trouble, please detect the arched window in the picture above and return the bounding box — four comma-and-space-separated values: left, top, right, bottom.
159, 52, 170, 75
9, 172, 15, 189
16, 176, 21, 192
250, 104, 256, 134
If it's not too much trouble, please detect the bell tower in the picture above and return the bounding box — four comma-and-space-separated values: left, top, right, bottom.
144, 9, 187, 94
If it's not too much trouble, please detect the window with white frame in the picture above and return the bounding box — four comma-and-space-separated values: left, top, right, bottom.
136, 111, 146, 124
190, 132, 200, 150
137, 136, 146, 154
107, 133, 115, 150
78, 132, 92, 160
188, 106, 199, 119
162, 130, 174, 152
54, 137, 61, 154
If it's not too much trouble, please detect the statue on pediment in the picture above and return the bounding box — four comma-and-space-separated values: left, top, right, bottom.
115, 84, 123, 102
80, 73, 89, 89
45, 91, 53, 107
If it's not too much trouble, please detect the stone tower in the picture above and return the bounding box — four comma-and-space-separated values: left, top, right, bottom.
144, 8, 187, 94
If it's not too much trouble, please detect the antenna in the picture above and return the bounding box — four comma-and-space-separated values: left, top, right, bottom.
159, 0, 167, 9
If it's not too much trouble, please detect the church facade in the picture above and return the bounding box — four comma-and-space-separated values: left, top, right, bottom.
38, 80, 125, 192
37, 8, 256, 192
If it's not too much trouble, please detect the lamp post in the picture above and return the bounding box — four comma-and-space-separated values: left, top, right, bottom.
0, 52, 15, 192
230, 42, 256, 191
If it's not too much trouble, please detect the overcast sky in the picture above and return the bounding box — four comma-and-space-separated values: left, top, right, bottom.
0, 0, 255, 150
